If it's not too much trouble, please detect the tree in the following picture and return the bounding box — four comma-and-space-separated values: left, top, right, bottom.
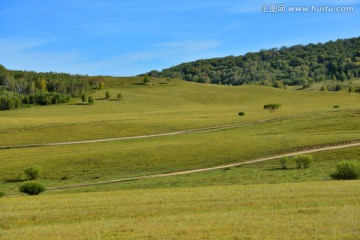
88, 96, 94, 104
349, 85, 356, 93
143, 75, 150, 85
39, 77, 47, 92
117, 93, 122, 100
105, 91, 111, 99
81, 93, 87, 104
24, 166, 41, 180
273, 80, 285, 89
263, 103, 281, 113
99, 82, 105, 89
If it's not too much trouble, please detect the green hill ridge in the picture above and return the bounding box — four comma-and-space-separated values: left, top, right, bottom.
148, 36, 360, 87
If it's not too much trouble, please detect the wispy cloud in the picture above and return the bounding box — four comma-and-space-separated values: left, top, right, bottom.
0, 38, 46, 53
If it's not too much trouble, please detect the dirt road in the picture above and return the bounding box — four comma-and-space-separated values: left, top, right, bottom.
43, 140, 360, 192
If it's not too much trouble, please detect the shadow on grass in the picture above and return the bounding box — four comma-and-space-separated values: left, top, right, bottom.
68, 103, 90, 106
3, 178, 28, 183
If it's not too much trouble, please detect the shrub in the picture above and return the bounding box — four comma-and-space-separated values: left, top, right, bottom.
88, 96, 94, 104
330, 160, 360, 180
320, 85, 328, 91
300, 155, 313, 168
143, 75, 150, 85
238, 112, 245, 116
19, 181, 46, 195
349, 86, 355, 93
105, 91, 111, 99
333, 105, 340, 108
280, 157, 289, 169
263, 103, 281, 113
81, 94, 87, 104
295, 157, 303, 169
24, 165, 42, 180
117, 93, 122, 100
334, 83, 343, 91
294, 155, 313, 169
0, 190, 4, 197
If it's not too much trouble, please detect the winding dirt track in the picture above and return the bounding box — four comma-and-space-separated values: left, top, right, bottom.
38, 140, 360, 192
3, 109, 360, 195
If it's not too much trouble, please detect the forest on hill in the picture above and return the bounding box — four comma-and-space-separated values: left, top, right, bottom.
0, 65, 105, 110
148, 37, 360, 87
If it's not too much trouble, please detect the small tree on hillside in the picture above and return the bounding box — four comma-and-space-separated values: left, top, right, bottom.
273, 80, 285, 89
143, 75, 150, 85
117, 93, 122, 100
105, 91, 111, 100
263, 103, 281, 113
349, 85, 355, 93
88, 96, 94, 104
81, 93, 87, 104
24, 166, 42, 180
99, 82, 105, 89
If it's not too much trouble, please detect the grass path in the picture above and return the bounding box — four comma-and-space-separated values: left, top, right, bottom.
5, 140, 359, 195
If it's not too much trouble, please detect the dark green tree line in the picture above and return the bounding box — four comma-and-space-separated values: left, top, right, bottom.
0, 65, 105, 110
148, 37, 360, 87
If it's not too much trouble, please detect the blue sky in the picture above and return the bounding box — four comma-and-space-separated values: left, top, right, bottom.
0, 0, 359, 76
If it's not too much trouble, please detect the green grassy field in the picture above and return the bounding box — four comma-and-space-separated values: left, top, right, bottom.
1, 180, 360, 239
1, 78, 360, 239
1, 78, 360, 146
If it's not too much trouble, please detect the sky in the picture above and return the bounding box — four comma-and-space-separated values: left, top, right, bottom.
0, 0, 359, 76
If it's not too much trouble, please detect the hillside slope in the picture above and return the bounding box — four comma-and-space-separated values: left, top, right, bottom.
148, 36, 360, 87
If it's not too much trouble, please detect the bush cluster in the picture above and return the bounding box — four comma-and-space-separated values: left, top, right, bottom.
19, 181, 46, 195
331, 160, 360, 180
295, 155, 313, 169
280, 157, 290, 169
279, 155, 313, 169
24, 166, 42, 180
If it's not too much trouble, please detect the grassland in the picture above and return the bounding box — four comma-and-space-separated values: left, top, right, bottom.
1, 180, 360, 239
1, 78, 360, 146
1, 77, 360, 239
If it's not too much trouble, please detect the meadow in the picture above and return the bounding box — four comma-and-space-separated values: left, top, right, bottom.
1, 181, 360, 239
1, 78, 360, 239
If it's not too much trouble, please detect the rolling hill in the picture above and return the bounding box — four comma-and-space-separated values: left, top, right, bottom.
148, 36, 360, 88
